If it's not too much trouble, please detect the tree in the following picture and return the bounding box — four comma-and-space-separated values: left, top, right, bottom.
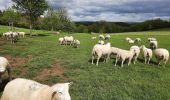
12, 0, 48, 35
1, 7, 20, 30
43, 7, 75, 32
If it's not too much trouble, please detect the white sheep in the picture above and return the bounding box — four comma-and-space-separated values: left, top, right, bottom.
73, 39, 80, 48
0, 57, 12, 83
64, 36, 74, 45
111, 47, 121, 55
154, 48, 169, 66
18, 32, 26, 38
58, 37, 64, 45
135, 38, 141, 43
128, 39, 135, 44
115, 49, 136, 67
92, 43, 112, 66
126, 37, 131, 41
91, 37, 96, 40
99, 35, 105, 40
105, 34, 111, 40
150, 40, 158, 49
148, 37, 156, 42
130, 45, 140, 64
98, 40, 105, 45
1, 78, 72, 100
140, 45, 153, 64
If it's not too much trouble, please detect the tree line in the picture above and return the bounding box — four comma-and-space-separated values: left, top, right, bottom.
0, 0, 170, 34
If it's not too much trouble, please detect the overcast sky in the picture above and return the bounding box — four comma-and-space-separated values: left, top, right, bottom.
0, 0, 170, 22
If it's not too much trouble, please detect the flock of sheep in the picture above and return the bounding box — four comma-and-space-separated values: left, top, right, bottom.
2, 31, 26, 43
58, 36, 80, 48
0, 31, 169, 100
91, 35, 169, 67
0, 31, 73, 100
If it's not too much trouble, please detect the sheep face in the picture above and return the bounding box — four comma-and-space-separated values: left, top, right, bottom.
52, 82, 72, 100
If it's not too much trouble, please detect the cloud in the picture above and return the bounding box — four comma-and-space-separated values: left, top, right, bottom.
0, 0, 170, 22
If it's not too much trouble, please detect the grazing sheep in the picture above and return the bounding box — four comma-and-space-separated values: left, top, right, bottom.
126, 37, 131, 41
111, 47, 121, 55
3, 31, 12, 40
150, 40, 158, 49
91, 37, 97, 40
18, 32, 26, 38
73, 39, 80, 48
105, 34, 111, 40
64, 36, 74, 45
135, 38, 141, 43
99, 35, 105, 40
98, 40, 105, 45
10, 32, 19, 44
0, 57, 12, 83
115, 49, 136, 67
1, 78, 72, 100
92, 43, 112, 66
128, 39, 135, 44
130, 46, 140, 64
148, 37, 156, 42
154, 48, 169, 66
58, 37, 64, 45
140, 45, 153, 64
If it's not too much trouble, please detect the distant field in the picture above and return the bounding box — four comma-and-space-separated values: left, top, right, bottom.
0, 25, 170, 100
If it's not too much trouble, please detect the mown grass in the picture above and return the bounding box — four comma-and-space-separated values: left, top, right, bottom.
0, 25, 170, 100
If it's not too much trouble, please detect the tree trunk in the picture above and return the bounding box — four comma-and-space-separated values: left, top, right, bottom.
11, 22, 14, 31
51, 26, 54, 33
29, 24, 32, 37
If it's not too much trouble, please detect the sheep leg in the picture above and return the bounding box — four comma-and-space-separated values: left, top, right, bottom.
96, 57, 100, 66
144, 58, 147, 64
92, 56, 94, 64
121, 60, 124, 67
128, 59, 131, 66
115, 55, 119, 66
148, 58, 150, 64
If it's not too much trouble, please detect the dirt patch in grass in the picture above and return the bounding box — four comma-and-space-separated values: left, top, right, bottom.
3, 55, 32, 68
34, 60, 69, 83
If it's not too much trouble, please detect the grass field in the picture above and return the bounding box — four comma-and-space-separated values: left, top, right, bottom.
0, 25, 170, 100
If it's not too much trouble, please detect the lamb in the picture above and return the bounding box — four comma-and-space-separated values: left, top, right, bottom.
128, 39, 135, 44
64, 36, 74, 45
99, 35, 105, 40
10, 32, 19, 44
91, 37, 96, 40
58, 37, 64, 45
0, 57, 12, 83
154, 48, 169, 66
115, 49, 136, 67
150, 40, 158, 49
91, 43, 112, 66
1, 78, 72, 100
18, 32, 26, 38
98, 40, 105, 45
130, 46, 140, 64
126, 37, 131, 41
148, 37, 156, 42
111, 47, 121, 55
2, 31, 12, 40
125, 37, 135, 44
135, 38, 141, 43
140, 45, 153, 64
73, 39, 80, 48
105, 34, 111, 40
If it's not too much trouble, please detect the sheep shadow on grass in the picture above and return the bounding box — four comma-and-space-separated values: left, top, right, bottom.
88, 58, 106, 65
137, 58, 158, 65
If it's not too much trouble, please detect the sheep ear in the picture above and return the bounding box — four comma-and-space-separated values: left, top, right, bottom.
68, 82, 73, 86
